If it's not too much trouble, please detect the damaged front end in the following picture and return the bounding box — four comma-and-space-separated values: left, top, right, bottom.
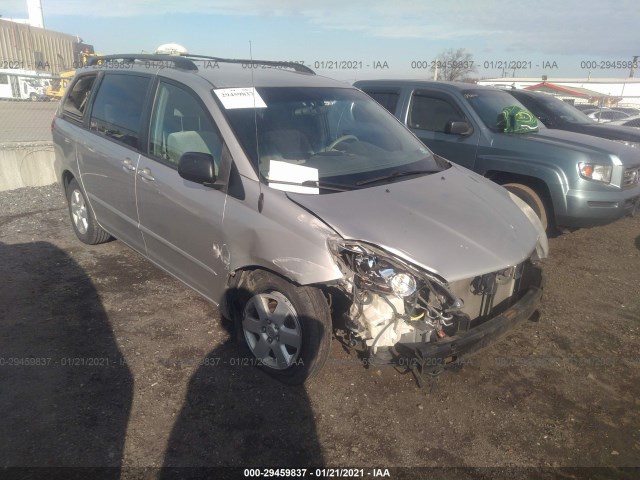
328, 236, 545, 381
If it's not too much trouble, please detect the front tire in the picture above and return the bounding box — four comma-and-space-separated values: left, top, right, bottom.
233, 270, 332, 385
503, 182, 551, 232
66, 178, 111, 245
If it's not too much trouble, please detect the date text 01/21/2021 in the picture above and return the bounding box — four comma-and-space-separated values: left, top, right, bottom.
243, 468, 391, 477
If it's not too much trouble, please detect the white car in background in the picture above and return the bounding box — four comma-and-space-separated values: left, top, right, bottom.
588, 109, 631, 123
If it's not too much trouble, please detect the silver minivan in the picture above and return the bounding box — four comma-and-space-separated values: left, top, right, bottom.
52, 54, 547, 384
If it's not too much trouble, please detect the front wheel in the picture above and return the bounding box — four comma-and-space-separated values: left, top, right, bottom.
234, 270, 332, 385
503, 182, 551, 232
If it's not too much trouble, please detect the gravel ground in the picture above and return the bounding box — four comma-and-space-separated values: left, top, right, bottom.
0, 184, 639, 479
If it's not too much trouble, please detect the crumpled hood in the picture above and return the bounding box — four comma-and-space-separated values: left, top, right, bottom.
287, 165, 540, 282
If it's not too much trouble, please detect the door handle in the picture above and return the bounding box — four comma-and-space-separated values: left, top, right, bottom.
122, 158, 136, 172
137, 167, 155, 182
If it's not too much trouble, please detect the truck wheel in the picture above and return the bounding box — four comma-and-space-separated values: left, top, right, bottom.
66, 178, 111, 245
503, 183, 550, 232
29, 93, 38, 102
234, 270, 332, 385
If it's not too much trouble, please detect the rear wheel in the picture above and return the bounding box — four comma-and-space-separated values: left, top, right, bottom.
66, 178, 111, 245
233, 270, 332, 385
503, 182, 551, 232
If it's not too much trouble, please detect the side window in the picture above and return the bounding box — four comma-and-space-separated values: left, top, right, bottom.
0, 74, 8, 84
90, 74, 151, 149
408, 93, 464, 132
148, 82, 223, 172
363, 90, 400, 114
63, 75, 96, 120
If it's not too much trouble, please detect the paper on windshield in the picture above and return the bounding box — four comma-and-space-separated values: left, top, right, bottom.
214, 87, 267, 109
268, 161, 319, 194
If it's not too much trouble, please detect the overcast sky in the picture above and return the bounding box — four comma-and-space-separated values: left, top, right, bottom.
3, 0, 639, 81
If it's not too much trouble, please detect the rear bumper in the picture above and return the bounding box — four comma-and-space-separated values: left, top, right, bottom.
393, 270, 544, 368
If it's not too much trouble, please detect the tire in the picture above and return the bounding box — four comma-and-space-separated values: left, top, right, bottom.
66, 178, 111, 245
30, 93, 38, 102
233, 270, 332, 385
503, 182, 551, 232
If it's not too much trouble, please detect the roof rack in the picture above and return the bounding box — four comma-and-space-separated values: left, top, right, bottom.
86, 54, 198, 70
180, 54, 315, 74
85, 53, 315, 74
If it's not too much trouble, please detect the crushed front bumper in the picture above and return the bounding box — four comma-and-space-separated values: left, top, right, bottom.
393, 267, 544, 379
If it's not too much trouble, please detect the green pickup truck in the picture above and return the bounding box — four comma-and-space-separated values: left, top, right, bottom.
355, 80, 640, 231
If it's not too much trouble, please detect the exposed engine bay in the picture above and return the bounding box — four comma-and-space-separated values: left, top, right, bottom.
328, 237, 543, 362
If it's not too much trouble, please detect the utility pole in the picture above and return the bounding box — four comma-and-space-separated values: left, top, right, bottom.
630, 56, 638, 78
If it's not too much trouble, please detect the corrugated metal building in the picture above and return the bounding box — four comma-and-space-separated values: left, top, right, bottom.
0, 18, 82, 74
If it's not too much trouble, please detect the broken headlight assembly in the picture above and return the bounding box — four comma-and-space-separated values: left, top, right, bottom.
327, 238, 417, 297
327, 237, 464, 354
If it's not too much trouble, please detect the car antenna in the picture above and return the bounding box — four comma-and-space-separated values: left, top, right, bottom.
249, 40, 265, 213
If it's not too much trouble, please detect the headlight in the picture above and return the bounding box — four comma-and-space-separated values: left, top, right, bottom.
390, 273, 417, 297
578, 162, 612, 183
327, 238, 417, 297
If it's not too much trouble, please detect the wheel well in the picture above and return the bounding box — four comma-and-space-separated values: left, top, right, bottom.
486, 171, 552, 201
485, 171, 556, 225
224, 266, 335, 319
62, 170, 75, 191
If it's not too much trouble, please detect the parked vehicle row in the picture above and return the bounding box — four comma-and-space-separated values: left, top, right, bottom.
354, 80, 640, 232
53, 54, 548, 385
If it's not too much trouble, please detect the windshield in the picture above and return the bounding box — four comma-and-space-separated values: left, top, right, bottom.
219, 87, 446, 193
529, 93, 594, 125
463, 89, 542, 133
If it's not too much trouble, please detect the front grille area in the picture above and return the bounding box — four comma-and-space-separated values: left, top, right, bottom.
623, 167, 639, 188
447, 258, 543, 333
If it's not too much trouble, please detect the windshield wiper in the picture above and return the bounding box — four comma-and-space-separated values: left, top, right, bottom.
355, 169, 437, 186
267, 178, 353, 192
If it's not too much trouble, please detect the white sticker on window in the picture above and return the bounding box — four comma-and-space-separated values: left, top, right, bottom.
214, 87, 267, 109
268, 161, 319, 194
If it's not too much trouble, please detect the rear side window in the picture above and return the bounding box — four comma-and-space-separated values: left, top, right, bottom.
90, 74, 151, 149
409, 93, 464, 132
363, 90, 400, 114
63, 75, 96, 120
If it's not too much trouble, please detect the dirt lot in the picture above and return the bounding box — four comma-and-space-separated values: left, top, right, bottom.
0, 184, 639, 478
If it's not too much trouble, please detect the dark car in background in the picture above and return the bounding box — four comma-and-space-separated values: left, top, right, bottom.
609, 115, 640, 129
505, 89, 640, 144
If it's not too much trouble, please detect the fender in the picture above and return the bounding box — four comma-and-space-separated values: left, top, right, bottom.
475, 153, 570, 217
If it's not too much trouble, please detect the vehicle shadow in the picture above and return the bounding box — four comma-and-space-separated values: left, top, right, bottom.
160, 287, 325, 477
0, 241, 132, 477
635, 234, 640, 251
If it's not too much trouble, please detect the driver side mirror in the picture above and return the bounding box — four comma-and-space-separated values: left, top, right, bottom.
178, 152, 218, 187
445, 120, 473, 136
